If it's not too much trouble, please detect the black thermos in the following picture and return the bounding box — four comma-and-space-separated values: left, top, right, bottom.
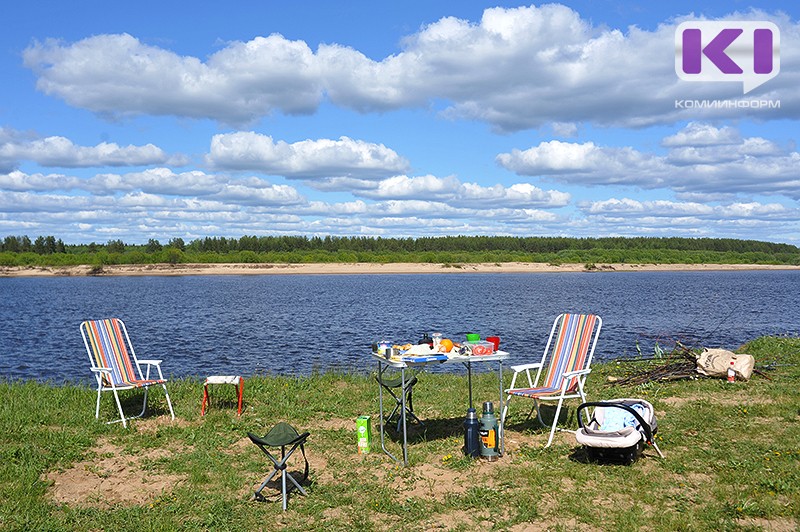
463, 407, 480, 458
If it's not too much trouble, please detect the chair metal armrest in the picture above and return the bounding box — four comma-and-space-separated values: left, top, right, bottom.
137, 359, 166, 380
562, 368, 592, 378
509, 362, 543, 372
507, 362, 545, 390
90, 366, 115, 389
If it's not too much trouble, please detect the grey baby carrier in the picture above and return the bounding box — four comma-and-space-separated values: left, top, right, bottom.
575, 398, 664, 464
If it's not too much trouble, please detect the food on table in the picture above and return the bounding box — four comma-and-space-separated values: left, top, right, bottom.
470, 342, 494, 355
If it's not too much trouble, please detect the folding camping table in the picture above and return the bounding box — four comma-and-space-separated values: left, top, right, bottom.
372, 350, 509, 466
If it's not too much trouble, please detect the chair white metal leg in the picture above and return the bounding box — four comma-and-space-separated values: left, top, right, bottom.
162, 383, 175, 420
112, 389, 128, 428
138, 387, 149, 417
542, 398, 564, 448
95, 388, 102, 420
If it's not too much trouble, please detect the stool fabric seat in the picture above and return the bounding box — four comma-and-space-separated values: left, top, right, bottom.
206, 375, 241, 385
248, 422, 310, 511
201, 375, 244, 416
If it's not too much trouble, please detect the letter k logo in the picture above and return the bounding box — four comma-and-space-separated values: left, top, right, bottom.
675, 21, 780, 94
682, 28, 743, 74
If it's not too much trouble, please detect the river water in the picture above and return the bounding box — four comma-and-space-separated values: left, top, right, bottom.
0, 270, 797, 383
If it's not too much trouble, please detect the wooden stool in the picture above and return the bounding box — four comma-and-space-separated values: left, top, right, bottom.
201, 375, 244, 416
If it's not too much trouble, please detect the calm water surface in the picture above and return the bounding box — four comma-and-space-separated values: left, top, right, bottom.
0, 270, 797, 383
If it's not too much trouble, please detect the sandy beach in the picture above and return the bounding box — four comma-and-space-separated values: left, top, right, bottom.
1, 261, 798, 277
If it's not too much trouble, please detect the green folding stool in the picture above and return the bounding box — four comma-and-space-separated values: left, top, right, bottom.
375, 371, 423, 433
248, 422, 310, 511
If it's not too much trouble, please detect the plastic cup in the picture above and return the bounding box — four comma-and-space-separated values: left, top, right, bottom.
465, 333, 480, 342
486, 336, 500, 351
432, 332, 442, 350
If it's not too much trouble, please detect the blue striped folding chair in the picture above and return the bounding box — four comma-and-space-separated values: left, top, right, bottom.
502, 313, 602, 448
80, 318, 175, 428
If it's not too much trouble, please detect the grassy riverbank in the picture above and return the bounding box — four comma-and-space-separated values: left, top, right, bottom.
1, 337, 798, 531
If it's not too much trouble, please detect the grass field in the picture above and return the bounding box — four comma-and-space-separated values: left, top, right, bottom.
1, 337, 798, 531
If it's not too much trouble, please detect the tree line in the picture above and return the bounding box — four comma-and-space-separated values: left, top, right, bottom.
3, 234, 798, 255
1, 234, 798, 267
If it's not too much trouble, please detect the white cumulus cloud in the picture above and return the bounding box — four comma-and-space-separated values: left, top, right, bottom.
0, 170, 81, 191
0, 128, 179, 170
661, 122, 741, 147
206, 132, 410, 179
582, 197, 796, 221
22, 7, 800, 129
497, 123, 800, 199
338, 173, 570, 208
23, 33, 322, 124
496, 140, 665, 185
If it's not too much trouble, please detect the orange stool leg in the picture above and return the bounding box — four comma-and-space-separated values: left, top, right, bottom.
201, 382, 210, 416
236, 377, 244, 416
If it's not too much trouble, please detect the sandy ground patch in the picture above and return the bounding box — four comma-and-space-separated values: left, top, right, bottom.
3, 262, 799, 278
45, 438, 186, 508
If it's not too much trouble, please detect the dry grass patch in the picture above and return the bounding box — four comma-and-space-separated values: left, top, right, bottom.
736, 517, 798, 531
510, 517, 605, 532
392, 461, 498, 501
423, 509, 481, 530
662, 392, 775, 408
135, 415, 194, 434
310, 416, 354, 431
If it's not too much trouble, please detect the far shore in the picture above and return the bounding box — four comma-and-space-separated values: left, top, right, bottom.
2, 261, 799, 277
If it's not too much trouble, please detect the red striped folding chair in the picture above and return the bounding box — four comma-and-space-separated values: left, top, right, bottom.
502, 313, 602, 448
80, 318, 175, 428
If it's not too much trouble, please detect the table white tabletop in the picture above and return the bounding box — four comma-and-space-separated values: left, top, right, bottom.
371, 350, 509, 368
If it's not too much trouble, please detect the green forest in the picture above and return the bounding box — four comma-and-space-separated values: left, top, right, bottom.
1, 234, 799, 267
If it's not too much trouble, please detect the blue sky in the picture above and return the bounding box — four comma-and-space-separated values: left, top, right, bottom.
1, 1, 798, 245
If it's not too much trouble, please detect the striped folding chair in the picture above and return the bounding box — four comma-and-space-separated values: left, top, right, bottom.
502, 313, 602, 448
80, 318, 175, 428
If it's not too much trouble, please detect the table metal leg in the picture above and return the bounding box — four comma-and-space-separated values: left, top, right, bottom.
400, 366, 408, 465
463, 359, 504, 456
497, 360, 505, 455
467, 361, 473, 410
377, 361, 397, 463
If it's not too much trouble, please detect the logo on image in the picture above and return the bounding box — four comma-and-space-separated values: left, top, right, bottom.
675, 21, 780, 94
